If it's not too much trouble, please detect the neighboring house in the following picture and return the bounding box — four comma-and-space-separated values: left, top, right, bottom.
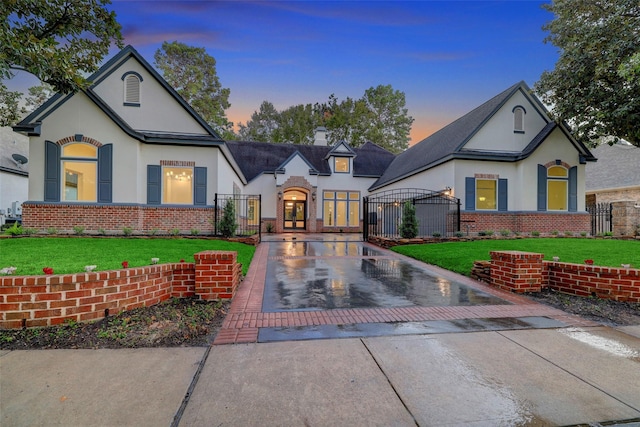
0, 127, 29, 226
14, 45, 596, 235
370, 81, 596, 234
585, 141, 640, 205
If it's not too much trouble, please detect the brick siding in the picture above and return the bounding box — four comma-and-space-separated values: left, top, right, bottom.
461, 211, 591, 235
22, 203, 215, 235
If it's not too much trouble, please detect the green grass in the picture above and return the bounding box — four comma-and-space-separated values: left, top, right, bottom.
0, 238, 255, 276
392, 238, 640, 276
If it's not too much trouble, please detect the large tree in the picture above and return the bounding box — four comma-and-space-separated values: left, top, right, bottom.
154, 41, 233, 139
0, 82, 26, 126
534, 0, 640, 147
239, 85, 413, 153
0, 0, 123, 95
25, 83, 55, 113
237, 101, 282, 142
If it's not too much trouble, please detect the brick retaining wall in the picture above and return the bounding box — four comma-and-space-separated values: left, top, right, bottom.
0, 251, 241, 329
461, 211, 591, 235
483, 251, 640, 303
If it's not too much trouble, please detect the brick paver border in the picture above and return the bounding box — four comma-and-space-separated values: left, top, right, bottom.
213, 240, 598, 345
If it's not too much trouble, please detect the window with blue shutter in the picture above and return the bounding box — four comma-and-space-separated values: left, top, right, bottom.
537, 164, 547, 211
194, 167, 207, 205
147, 165, 161, 205
498, 179, 508, 211
465, 177, 475, 211
568, 166, 577, 212
44, 141, 60, 201
97, 144, 113, 203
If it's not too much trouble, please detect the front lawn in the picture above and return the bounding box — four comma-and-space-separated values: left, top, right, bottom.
0, 238, 255, 276
392, 238, 640, 276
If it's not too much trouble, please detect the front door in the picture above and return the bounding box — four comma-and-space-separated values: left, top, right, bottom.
284, 201, 306, 230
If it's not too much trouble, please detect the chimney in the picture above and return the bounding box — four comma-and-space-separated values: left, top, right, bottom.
314, 127, 328, 146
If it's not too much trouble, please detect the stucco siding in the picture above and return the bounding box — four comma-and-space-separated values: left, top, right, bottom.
463, 90, 548, 153
92, 57, 209, 135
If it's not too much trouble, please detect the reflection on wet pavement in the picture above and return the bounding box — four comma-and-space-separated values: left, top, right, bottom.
263, 240, 509, 312
258, 316, 566, 342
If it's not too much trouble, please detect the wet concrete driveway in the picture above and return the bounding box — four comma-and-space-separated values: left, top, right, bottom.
263, 236, 508, 312
204, 233, 598, 344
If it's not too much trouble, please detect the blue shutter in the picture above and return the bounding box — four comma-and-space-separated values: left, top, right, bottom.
537, 164, 547, 211
465, 177, 475, 211
568, 166, 578, 212
97, 144, 113, 203
44, 141, 60, 201
147, 165, 161, 205
194, 167, 207, 205
498, 179, 508, 211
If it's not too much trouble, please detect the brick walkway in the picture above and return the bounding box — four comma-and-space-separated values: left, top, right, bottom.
213, 240, 598, 345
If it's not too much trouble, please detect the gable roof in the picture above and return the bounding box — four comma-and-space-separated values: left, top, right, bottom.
226, 140, 395, 182
14, 45, 224, 146
586, 142, 640, 191
370, 81, 595, 191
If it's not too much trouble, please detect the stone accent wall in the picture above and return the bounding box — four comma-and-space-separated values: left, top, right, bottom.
0, 251, 241, 329
612, 201, 640, 237
484, 251, 640, 303
588, 188, 640, 205
461, 211, 591, 235
22, 202, 215, 235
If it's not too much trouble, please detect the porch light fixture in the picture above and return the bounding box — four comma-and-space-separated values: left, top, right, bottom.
278, 191, 282, 200
312, 192, 316, 201
443, 186, 452, 196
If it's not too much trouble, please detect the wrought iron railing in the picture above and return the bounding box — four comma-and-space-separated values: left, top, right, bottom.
363, 188, 460, 239
586, 202, 612, 236
213, 194, 261, 239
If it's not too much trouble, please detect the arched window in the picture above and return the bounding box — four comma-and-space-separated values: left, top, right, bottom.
61, 143, 98, 202
122, 71, 143, 106
513, 106, 526, 133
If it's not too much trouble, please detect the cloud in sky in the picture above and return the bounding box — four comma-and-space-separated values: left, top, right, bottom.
6, 0, 556, 144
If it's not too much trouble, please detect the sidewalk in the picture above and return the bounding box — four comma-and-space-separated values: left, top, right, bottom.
2, 326, 639, 426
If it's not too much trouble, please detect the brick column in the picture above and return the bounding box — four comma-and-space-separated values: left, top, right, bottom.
489, 251, 544, 293
194, 251, 241, 300
612, 201, 640, 237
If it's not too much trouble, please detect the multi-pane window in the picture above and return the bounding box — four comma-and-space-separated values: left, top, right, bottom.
476, 179, 496, 210
163, 167, 193, 204
547, 166, 568, 210
61, 143, 97, 202
247, 197, 259, 226
323, 191, 360, 227
334, 157, 350, 173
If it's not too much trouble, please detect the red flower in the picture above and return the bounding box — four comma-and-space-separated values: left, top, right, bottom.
584, 259, 594, 265
43, 267, 53, 275
180, 259, 185, 263
122, 261, 129, 268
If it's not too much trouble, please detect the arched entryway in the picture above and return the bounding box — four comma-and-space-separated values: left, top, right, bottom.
283, 190, 307, 230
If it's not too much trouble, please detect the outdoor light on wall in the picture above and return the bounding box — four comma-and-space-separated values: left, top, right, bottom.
278, 191, 282, 200
312, 192, 316, 201
444, 186, 452, 196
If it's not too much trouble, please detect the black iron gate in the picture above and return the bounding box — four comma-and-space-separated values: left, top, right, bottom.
214, 194, 261, 238
586, 202, 612, 236
363, 188, 460, 240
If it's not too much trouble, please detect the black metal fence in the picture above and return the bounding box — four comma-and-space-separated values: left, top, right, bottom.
213, 194, 261, 238
363, 188, 460, 240
586, 202, 612, 236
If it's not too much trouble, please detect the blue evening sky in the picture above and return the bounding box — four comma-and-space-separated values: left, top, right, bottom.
8, 0, 558, 144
